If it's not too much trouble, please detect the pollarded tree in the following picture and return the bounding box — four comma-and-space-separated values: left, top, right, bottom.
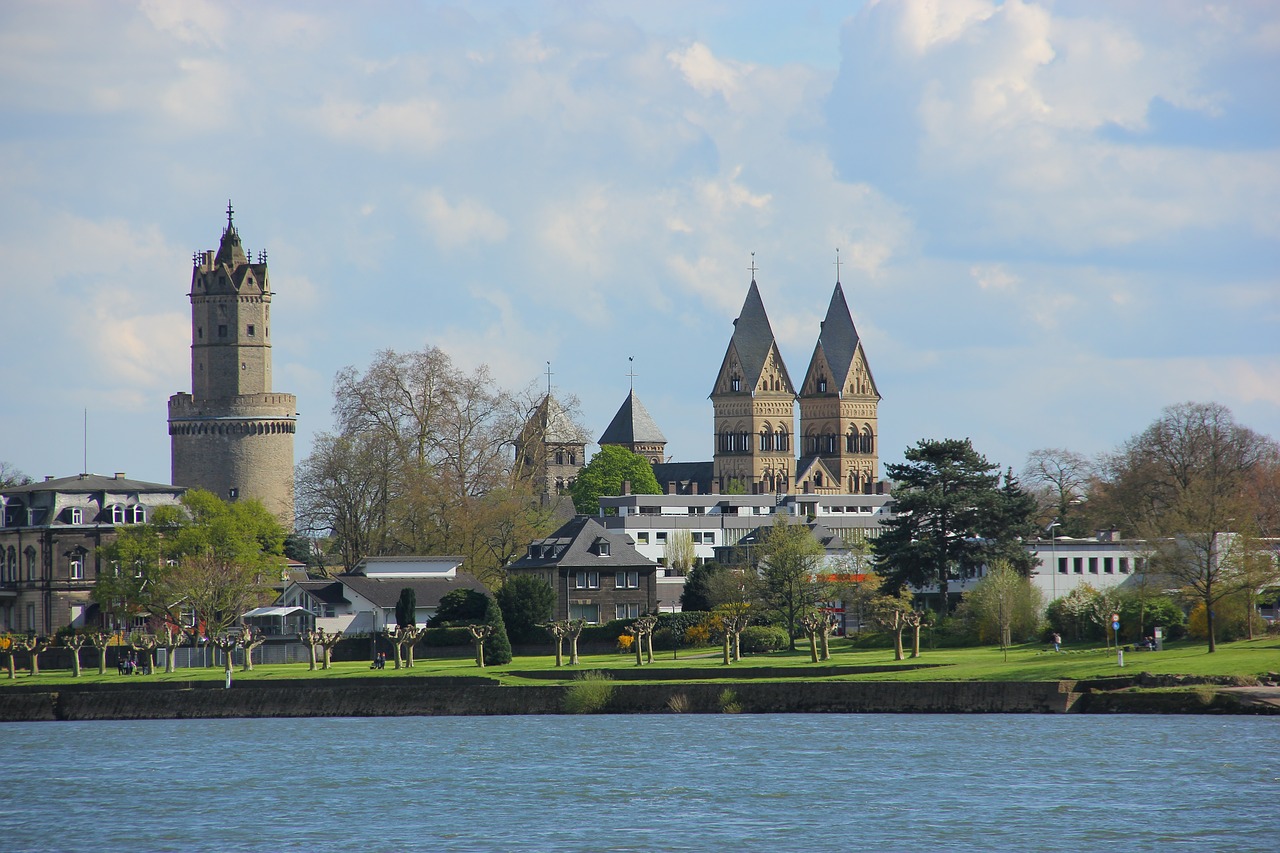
569, 445, 661, 515
496, 575, 555, 645
872, 592, 914, 662
87, 632, 112, 675
152, 622, 189, 674
63, 633, 87, 677
873, 438, 1004, 612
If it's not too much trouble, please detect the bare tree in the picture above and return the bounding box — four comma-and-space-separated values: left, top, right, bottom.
209, 632, 239, 676
664, 530, 696, 577
872, 592, 913, 661
63, 633, 88, 677
236, 627, 266, 671
0, 461, 32, 488
546, 620, 569, 666
315, 629, 343, 669
152, 622, 189, 674
1022, 448, 1094, 533
467, 623, 495, 667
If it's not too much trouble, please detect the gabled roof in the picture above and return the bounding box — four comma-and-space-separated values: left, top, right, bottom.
795, 455, 841, 487
712, 280, 793, 395
808, 281, 878, 398
732, 519, 847, 554
598, 391, 666, 446
525, 394, 587, 445
292, 580, 349, 605
509, 516, 657, 570
334, 571, 488, 609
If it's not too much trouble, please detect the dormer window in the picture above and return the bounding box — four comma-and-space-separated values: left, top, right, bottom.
595, 538, 611, 557
69, 508, 83, 525
111, 505, 125, 524
132, 505, 146, 523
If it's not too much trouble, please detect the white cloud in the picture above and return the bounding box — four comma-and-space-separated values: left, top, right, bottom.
970, 263, 1020, 291
311, 97, 448, 153
667, 42, 745, 100
414, 189, 509, 250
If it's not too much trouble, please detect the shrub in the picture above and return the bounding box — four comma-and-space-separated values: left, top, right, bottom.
617, 634, 634, 653
418, 626, 472, 647
563, 671, 615, 714
496, 575, 555, 644
739, 625, 789, 653
683, 623, 712, 647
718, 688, 741, 714
480, 594, 512, 666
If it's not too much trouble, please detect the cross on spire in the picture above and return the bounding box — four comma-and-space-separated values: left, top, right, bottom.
749, 252, 758, 281
627, 356, 637, 391
226, 199, 234, 226
545, 361, 553, 395
834, 248, 841, 284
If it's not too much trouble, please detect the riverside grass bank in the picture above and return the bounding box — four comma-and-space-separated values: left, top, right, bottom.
3, 639, 1280, 721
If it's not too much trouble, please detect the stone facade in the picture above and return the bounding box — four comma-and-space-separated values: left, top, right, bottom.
0, 474, 185, 635
515, 393, 587, 501
168, 204, 296, 525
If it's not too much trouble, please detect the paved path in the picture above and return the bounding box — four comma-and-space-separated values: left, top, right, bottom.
1218, 686, 1280, 710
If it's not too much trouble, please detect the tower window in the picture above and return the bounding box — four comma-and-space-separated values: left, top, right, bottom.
818, 377, 827, 393
197, 327, 203, 340
247, 325, 255, 337
730, 376, 741, 392
218, 325, 228, 337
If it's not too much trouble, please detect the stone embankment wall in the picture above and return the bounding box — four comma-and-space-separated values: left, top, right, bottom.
0, 678, 1077, 722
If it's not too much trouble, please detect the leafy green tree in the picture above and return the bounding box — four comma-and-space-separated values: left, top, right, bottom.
395, 587, 417, 629
480, 593, 512, 665
988, 468, 1039, 576
431, 588, 488, 625
754, 516, 829, 650
496, 575, 555, 644
680, 561, 722, 612
569, 445, 661, 514
873, 438, 1006, 612
96, 489, 284, 637
962, 559, 1043, 657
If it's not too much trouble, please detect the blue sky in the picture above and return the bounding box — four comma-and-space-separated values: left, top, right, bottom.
2, 0, 1277, 490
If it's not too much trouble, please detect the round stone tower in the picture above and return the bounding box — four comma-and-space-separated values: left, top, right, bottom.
168, 203, 296, 525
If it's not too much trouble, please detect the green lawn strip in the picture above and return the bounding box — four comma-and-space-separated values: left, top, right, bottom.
3, 637, 1276, 688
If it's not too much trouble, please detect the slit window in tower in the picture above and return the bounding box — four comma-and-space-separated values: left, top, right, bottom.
218, 325, 227, 337
247, 325, 255, 337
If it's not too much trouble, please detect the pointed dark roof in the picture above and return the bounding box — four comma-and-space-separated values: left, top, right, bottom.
215, 221, 248, 268
817, 282, 860, 383
528, 394, 585, 445
598, 391, 666, 446
508, 516, 657, 570
729, 280, 780, 390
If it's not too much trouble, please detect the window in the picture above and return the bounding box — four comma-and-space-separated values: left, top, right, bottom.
218, 324, 228, 337
1118, 558, 1129, 574
1103, 557, 1114, 574
1057, 557, 1067, 574
69, 508, 83, 524
26, 604, 35, 633
730, 376, 741, 392
131, 505, 146, 523
1088, 557, 1098, 574
1073, 557, 1083, 574
69, 556, 83, 580
197, 327, 203, 340
775, 431, 788, 452
111, 505, 125, 524
574, 571, 600, 590
616, 571, 639, 589
569, 603, 600, 624
597, 541, 611, 557
555, 450, 565, 465
655, 532, 667, 544
1134, 557, 1146, 573
760, 431, 771, 451
615, 603, 640, 620
817, 377, 827, 393
26, 549, 36, 581
246, 324, 255, 337
635, 532, 649, 545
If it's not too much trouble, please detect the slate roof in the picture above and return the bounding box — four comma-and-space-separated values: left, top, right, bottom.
527, 394, 587, 445
1, 473, 183, 496
730, 520, 847, 554
812, 281, 878, 397
651, 461, 714, 494
713, 280, 792, 395
333, 571, 488, 609
598, 391, 666, 446
509, 516, 657, 570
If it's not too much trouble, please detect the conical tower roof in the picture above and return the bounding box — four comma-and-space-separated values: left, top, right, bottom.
599, 390, 666, 446
214, 200, 248, 267
817, 282, 860, 386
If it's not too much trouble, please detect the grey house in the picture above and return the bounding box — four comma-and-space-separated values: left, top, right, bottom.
508, 516, 658, 623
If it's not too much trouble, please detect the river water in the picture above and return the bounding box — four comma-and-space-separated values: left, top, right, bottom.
2, 714, 1275, 852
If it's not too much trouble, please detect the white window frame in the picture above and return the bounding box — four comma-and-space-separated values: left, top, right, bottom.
69, 507, 83, 524
574, 571, 600, 590
69, 556, 84, 580
132, 505, 146, 523
111, 505, 125, 524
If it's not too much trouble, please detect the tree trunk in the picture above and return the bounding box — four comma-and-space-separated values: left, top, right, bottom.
474, 639, 485, 668
733, 630, 742, 662
893, 627, 904, 661
722, 632, 731, 666
6, 653, 15, 679
406, 640, 416, 668
71, 648, 81, 678
97, 648, 107, 676
645, 631, 654, 665
554, 638, 563, 667
634, 634, 643, 666
307, 643, 317, 671
322, 645, 333, 669
911, 625, 922, 659
30, 652, 40, 676
1207, 598, 1217, 653
819, 630, 830, 662
569, 637, 580, 666
808, 632, 819, 663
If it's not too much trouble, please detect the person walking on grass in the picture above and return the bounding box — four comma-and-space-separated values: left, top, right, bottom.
1052, 632, 1062, 653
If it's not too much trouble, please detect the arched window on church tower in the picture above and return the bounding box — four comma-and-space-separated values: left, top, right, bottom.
776, 428, 788, 452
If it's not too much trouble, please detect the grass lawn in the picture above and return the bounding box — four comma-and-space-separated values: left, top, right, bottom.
4, 635, 1278, 688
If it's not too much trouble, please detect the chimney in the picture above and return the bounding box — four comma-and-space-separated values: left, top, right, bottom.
114, 472, 126, 480
44, 475, 54, 482
690, 481, 699, 495
667, 481, 676, 495
622, 480, 631, 495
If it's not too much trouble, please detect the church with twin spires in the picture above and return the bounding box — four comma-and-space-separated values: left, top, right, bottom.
523, 263, 882, 499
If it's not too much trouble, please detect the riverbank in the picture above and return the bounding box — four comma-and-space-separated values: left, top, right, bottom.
2, 675, 1277, 721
